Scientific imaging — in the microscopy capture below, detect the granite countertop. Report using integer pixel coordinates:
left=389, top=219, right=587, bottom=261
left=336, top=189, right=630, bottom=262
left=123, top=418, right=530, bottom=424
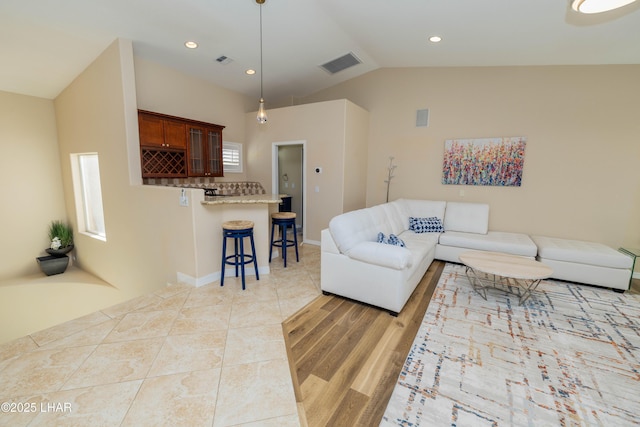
left=201, top=194, right=283, bottom=205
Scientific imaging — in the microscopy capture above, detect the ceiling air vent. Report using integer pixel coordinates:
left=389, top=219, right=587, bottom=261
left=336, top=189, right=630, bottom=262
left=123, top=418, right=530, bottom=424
left=215, top=55, right=233, bottom=65
left=319, top=52, right=361, bottom=75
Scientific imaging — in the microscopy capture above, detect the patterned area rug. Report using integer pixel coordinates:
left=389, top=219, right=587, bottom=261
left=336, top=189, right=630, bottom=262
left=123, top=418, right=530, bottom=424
left=381, top=263, right=640, bottom=426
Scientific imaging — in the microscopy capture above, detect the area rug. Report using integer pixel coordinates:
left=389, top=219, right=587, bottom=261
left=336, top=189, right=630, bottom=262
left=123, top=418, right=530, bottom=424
left=381, top=263, right=640, bottom=426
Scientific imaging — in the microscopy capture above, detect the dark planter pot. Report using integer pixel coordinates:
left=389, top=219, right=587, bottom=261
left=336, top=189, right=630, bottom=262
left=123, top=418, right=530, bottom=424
left=37, top=255, right=69, bottom=276
left=46, top=244, right=74, bottom=257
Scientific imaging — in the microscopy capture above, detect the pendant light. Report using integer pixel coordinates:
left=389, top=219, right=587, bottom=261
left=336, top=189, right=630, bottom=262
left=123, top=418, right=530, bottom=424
left=256, top=0, right=267, bottom=124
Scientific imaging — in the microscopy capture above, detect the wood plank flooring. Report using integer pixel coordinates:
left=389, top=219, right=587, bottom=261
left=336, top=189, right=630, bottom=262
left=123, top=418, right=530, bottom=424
left=282, top=261, right=446, bottom=427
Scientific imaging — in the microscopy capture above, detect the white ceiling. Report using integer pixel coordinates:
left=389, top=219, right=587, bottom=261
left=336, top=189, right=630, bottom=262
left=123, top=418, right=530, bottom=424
left=1, top=0, right=639, bottom=101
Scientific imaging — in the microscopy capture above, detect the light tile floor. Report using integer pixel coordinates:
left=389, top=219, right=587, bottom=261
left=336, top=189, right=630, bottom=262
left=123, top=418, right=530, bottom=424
left=0, top=244, right=321, bottom=427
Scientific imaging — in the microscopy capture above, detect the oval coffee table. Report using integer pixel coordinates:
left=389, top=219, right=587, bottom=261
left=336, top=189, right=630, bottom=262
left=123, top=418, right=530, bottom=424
left=459, top=251, right=553, bottom=305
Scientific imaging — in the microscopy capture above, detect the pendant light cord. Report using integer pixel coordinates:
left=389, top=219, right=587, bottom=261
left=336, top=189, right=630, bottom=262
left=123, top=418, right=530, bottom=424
left=259, top=2, right=264, bottom=100
left=256, top=0, right=267, bottom=123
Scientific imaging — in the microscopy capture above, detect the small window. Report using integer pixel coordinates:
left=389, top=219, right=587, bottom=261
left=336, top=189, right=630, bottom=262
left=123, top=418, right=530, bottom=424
left=71, top=153, right=106, bottom=240
left=223, top=141, right=243, bottom=173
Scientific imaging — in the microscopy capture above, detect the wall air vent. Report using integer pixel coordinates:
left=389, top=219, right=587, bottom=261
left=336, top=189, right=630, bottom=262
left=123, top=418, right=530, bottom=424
left=319, top=52, right=362, bottom=75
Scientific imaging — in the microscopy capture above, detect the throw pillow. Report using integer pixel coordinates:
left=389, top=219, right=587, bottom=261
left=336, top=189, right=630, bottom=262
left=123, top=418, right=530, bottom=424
left=409, top=216, right=445, bottom=233
left=387, top=234, right=406, bottom=247
left=376, top=232, right=406, bottom=247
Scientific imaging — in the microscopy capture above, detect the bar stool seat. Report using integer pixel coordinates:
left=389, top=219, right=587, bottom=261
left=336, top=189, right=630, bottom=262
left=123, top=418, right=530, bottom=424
left=269, top=212, right=299, bottom=267
left=221, top=220, right=259, bottom=290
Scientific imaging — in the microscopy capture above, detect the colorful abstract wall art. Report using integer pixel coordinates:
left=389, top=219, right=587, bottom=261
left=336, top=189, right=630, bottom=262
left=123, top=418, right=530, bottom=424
left=442, top=136, right=527, bottom=186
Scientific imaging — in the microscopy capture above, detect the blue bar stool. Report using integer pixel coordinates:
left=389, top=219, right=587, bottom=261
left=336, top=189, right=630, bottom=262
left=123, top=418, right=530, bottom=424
left=221, top=220, right=259, bottom=290
left=269, top=212, right=299, bottom=267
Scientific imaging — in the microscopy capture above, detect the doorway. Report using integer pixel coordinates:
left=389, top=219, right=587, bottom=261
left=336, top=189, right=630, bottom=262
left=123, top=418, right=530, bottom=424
left=272, top=141, right=306, bottom=242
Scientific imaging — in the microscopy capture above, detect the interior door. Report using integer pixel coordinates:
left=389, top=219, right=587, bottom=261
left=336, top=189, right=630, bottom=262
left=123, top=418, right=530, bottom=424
left=277, top=144, right=304, bottom=233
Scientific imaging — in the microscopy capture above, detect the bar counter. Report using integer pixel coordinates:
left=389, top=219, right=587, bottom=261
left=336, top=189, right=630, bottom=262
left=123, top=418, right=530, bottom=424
left=191, top=193, right=282, bottom=287
left=201, top=194, right=282, bottom=205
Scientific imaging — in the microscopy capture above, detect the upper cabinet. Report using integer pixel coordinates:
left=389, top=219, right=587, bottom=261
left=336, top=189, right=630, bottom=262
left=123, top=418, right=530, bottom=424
left=187, top=124, right=223, bottom=177
left=138, top=112, right=187, bottom=149
left=138, top=110, right=224, bottom=178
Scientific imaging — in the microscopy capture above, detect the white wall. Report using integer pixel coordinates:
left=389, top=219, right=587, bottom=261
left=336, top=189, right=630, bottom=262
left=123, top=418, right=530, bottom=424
left=0, top=91, right=66, bottom=279
left=55, top=39, right=198, bottom=299
left=343, top=101, right=370, bottom=213
left=244, top=99, right=370, bottom=242
left=302, top=66, right=640, bottom=251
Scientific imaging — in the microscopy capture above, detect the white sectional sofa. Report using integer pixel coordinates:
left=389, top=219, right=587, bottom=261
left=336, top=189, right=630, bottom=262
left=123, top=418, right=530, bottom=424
left=321, top=199, right=536, bottom=314
left=321, top=199, right=633, bottom=314
left=531, top=236, right=632, bottom=291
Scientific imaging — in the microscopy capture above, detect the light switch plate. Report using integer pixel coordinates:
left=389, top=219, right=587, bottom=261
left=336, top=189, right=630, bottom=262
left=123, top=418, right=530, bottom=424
left=180, top=189, right=189, bottom=206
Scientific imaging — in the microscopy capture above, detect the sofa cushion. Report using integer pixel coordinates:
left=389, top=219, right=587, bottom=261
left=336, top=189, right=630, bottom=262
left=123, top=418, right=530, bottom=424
left=443, top=202, right=489, bottom=234
left=532, top=236, right=632, bottom=269
left=329, top=205, right=393, bottom=254
left=382, top=201, right=408, bottom=235
left=439, top=231, right=537, bottom=257
left=400, top=230, right=440, bottom=263
left=347, top=242, right=412, bottom=270
left=396, top=199, right=447, bottom=229
left=409, top=216, right=444, bottom=233
left=400, top=230, right=438, bottom=257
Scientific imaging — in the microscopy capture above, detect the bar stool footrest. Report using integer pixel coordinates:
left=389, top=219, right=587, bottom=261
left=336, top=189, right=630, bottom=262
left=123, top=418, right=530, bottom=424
left=224, top=254, right=255, bottom=265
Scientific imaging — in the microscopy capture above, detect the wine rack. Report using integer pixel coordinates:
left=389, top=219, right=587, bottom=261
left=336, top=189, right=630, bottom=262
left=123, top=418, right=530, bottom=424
left=141, top=148, right=187, bottom=177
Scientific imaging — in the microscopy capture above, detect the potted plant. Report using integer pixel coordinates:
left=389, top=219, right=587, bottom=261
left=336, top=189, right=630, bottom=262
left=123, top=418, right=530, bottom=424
left=46, top=220, right=74, bottom=256
left=37, top=220, right=74, bottom=276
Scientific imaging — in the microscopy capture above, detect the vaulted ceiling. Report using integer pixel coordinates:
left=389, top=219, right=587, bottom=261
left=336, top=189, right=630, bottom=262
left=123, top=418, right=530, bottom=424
left=1, top=0, right=639, bottom=101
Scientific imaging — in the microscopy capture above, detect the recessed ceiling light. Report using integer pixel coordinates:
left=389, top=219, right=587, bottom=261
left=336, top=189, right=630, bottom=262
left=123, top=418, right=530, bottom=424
left=246, top=69, right=256, bottom=75
left=572, top=0, right=638, bottom=13
left=184, top=41, right=198, bottom=49
left=429, top=36, right=442, bottom=43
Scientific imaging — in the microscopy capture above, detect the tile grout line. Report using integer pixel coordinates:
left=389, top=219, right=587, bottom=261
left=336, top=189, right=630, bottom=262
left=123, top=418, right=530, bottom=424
left=118, top=286, right=192, bottom=426
left=0, top=246, right=321, bottom=426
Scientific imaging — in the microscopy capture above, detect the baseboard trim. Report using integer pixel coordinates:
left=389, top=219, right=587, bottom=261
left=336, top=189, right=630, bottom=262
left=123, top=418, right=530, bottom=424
left=177, top=266, right=271, bottom=288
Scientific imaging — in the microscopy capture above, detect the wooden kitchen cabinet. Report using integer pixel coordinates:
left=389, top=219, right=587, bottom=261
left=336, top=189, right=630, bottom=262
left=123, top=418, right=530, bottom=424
left=138, top=111, right=187, bottom=149
left=187, top=124, right=223, bottom=177
left=138, top=110, right=224, bottom=178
